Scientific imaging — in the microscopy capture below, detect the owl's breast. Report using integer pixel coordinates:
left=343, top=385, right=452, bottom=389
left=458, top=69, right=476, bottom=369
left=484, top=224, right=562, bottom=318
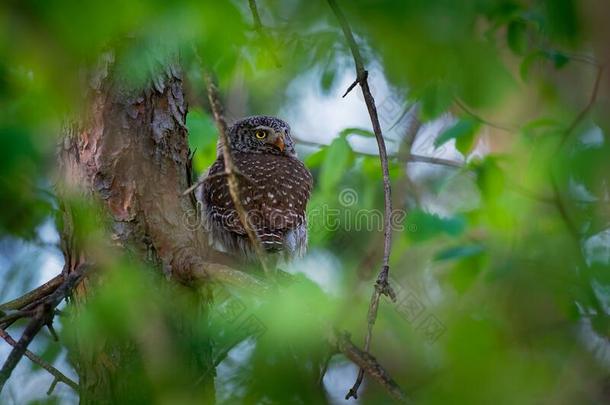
left=202, top=153, right=312, bottom=239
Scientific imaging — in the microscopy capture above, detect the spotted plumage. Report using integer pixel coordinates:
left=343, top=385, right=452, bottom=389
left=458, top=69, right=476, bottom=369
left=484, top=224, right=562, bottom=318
left=199, top=116, right=313, bottom=261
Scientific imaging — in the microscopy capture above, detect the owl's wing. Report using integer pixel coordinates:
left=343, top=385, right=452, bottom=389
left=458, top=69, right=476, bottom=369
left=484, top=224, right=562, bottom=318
left=240, top=154, right=312, bottom=251
left=201, top=158, right=249, bottom=236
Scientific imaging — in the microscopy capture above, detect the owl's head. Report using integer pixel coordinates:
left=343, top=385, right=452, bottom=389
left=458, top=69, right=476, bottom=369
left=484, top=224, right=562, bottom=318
left=227, top=115, right=296, bottom=157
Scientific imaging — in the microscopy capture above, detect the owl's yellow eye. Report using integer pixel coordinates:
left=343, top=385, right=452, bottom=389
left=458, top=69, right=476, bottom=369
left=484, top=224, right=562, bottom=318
left=254, top=130, right=267, bottom=139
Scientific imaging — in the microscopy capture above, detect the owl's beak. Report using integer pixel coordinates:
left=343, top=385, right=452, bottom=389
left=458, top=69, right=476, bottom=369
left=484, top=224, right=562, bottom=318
left=273, top=134, right=285, bottom=152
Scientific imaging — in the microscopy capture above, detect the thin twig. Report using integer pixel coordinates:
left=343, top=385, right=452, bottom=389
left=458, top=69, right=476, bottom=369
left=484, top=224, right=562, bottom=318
left=0, top=266, right=87, bottom=393
left=406, top=154, right=462, bottom=168
left=551, top=64, right=605, bottom=239
left=203, top=71, right=271, bottom=276
left=0, top=305, right=53, bottom=393
left=327, top=0, right=397, bottom=399
left=455, top=99, right=516, bottom=132
left=559, top=65, right=604, bottom=148
left=294, top=136, right=465, bottom=168
left=0, top=328, right=78, bottom=392
left=0, top=310, right=34, bottom=326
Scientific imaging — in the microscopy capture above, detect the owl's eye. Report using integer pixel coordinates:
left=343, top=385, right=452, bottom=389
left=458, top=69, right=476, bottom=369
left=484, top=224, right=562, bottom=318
left=254, top=130, right=267, bottom=139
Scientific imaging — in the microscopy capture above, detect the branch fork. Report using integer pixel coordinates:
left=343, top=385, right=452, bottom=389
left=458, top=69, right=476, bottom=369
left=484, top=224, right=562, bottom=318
left=343, top=70, right=368, bottom=98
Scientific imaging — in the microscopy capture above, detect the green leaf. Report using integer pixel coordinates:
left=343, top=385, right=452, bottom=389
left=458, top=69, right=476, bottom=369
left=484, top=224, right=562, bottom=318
left=543, top=0, right=580, bottom=43
left=471, top=156, right=506, bottom=203
left=406, top=209, right=467, bottom=242
left=319, top=136, right=353, bottom=191
left=544, top=50, right=570, bottom=69
left=320, top=66, right=336, bottom=94
left=338, top=127, right=375, bottom=138
left=416, top=82, right=455, bottom=121
left=520, top=50, right=570, bottom=81
left=304, top=147, right=327, bottom=169
left=186, top=108, right=218, bottom=173
left=447, top=250, right=488, bottom=293
left=521, top=118, right=560, bottom=138
left=435, top=244, right=485, bottom=261
left=507, top=20, right=528, bottom=55
left=434, top=118, right=481, bottom=156
left=520, top=50, right=543, bottom=81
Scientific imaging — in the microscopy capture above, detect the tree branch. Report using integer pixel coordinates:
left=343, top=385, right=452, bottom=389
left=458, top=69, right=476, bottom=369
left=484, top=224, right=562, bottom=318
left=295, top=136, right=465, bottom=168
left=0, top=275, right=64, bottom=312
left=332, top=331, right=409, bottom=403
left=202, top=71, right=272, bottom=276
left=0, top=328, right=78, bottom=392
left=192, top=262, right=270, bottom=296
left=0, top=265, right=87, bottom=393
left=327, top=0, right=397, bottom=399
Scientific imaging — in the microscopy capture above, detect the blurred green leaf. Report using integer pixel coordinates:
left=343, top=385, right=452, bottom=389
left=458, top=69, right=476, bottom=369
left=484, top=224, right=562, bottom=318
left=507, top=20, right=528, bottom=55
left=542, top=0, right=580, bottom=43
left=521, top=117, right=561, bottom=138
left=435, top=244, right=485, bottom=261
left=545, top=50, right=570, bottom=69
left=406, top=209, right=466, bottom=242
left=471, top=156, right=506, bottom=203
left=338, top=127, right=375, bottom=138
left=304, top=146, right=327, bottom=169
left=186, top=108, right=218, bottom=173
left=415, top=81, right=455, bottom=120
left=319, top=136, right=353, bottom=192
left=320, top=65, right=336, bottom=94
left=0, top=128, right=52, bottom=239
left=435, top=118, right=481, bottom=156
left=520, top=50, right=543, bottom=81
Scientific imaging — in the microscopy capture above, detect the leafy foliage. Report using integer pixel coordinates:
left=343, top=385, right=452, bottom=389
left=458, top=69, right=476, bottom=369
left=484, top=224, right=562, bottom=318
left=0, top=0, right=609, bottom=404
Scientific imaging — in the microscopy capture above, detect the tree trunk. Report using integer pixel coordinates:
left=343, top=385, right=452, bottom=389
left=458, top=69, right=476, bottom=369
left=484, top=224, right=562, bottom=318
left=57, top=45, right=216, bottom=403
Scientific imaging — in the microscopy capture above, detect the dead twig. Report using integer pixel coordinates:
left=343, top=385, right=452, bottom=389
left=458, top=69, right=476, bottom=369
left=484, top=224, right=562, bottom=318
left=0, top=328, right=78, bottom=392
left=203, top=71, right=271, bottom=276
left=0, top=310, right=34, bottom=326
left=0, top=265, right=87, bottom=393
left=327, top=0, right=398, bottom=399
left=0, top=275, right=64, bottom=312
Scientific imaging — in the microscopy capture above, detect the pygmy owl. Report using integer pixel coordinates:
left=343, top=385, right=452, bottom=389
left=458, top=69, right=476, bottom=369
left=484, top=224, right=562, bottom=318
left=199, top=115, right=313, bottom=262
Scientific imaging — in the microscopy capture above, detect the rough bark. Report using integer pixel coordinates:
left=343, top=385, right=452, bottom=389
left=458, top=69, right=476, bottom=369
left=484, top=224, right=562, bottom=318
left=57, top=46, right=218, bottom=404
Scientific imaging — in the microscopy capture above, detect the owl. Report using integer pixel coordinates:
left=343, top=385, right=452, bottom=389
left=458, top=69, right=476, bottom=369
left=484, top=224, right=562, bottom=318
left=199, top=115, right=313, bottom=262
